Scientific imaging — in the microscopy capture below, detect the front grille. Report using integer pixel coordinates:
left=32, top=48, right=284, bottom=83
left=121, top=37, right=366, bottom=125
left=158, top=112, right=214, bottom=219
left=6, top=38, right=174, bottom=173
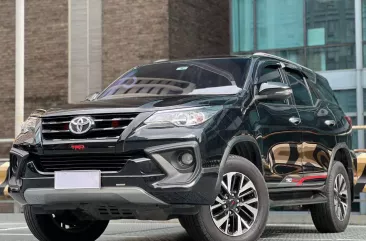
left=202, top=159, right=221, bottom=168
left=41, top=113, right=138, bottom=140
left=34, top=153, right=142, bottom=172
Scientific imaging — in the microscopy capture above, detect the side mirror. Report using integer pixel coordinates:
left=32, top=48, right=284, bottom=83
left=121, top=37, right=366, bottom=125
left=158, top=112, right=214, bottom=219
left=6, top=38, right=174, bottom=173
left=256, top=82, right=292, bottom=101
left=85, top=92, right=100, bottom=101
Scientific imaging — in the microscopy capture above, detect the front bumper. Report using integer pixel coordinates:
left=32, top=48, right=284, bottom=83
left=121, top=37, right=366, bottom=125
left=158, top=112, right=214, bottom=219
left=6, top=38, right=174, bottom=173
left=24, top=187, right=167, bottom=205
left=8, top=141, right=219, bottom=208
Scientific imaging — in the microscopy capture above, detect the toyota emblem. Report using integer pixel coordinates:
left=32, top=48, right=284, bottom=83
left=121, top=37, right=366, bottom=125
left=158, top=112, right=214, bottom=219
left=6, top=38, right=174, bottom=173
left=69, top=116, right=94, bottom=134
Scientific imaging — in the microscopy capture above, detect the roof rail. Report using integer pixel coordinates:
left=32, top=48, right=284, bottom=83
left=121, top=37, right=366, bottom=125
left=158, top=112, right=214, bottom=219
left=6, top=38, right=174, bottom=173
left=253, top=52, right=312, bottom=71
left=154, top=59, right=169, bottom=63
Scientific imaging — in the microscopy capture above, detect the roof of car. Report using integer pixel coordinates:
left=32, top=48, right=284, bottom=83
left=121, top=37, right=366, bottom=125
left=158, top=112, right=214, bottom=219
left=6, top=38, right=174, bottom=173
left=153, top=55, right=251, bottom=63
left=252, top=52, right=312, bottom=72
left=154, top=53, right=313, bottom=72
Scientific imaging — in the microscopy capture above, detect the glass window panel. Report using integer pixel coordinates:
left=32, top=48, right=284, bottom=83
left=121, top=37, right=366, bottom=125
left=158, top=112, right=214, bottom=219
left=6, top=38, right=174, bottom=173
left=306, top=45, right=355, bottom=71
left=258, top=66, right=288, bottom=104
left=363, top=0, right=366, bottom=41
left=285, top=69, right=313, bottom=106
left=334, top=90, right=356, bottom=113
left=258, top=66, right=282, bottom=84
left=306, top=0, right=355, bottom=45
left=232, top=0, right=254, bottom=52
left=363, top=89, right=366, bottom=108
left=256, top=0, right=303, bottom=50
left=266, top=49, right=305, bottom=66
left=303, top=69, right=318, bottom=103
left=311, top=74, right=338, bottom=104
left=363, top=44, right=366, bottom=67
left=352, top=117, right=358, bottom=149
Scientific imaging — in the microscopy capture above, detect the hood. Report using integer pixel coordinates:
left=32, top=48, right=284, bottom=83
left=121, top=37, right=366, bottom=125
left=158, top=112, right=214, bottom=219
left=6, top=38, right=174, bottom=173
left=41, top=95, right=239, bottom=117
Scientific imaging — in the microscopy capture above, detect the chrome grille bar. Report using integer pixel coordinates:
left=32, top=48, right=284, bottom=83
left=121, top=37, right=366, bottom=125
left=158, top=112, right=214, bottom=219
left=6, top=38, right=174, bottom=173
left=42, top=130, right=70, bottom=133
left=94, top=118, right=134, bottom=122
left=42, top=121, right=70, bottom=125
left=41, top=113, right=138, bottom=140
left=42, top=126, right=127, bottom=133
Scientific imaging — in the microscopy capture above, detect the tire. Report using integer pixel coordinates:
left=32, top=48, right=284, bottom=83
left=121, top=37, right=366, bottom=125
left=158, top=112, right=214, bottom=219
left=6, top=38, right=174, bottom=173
left=24, top=205, right=109, bottom=241
left=310, top=162, right=351, bottom=233
left=180, top=155, right=269, bottom=241
left=179, top=217, right=189, bottom=231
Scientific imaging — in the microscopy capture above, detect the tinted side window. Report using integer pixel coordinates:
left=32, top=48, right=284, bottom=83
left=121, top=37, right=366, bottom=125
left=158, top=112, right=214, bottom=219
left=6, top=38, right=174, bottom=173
left=315, top=74, right=338, bottom=104
left=258, top=66, right=282, bottom=84
left=285, top=69, right=312, bottom=106
left=258, top=65, right=287, bottom=104
left=302, top=69, right=318, bottom=103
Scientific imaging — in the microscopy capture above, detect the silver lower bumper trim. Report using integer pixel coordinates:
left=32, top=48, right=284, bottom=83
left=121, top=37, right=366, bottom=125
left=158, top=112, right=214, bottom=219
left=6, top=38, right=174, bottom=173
left=24, top=187, right=167, bottom=205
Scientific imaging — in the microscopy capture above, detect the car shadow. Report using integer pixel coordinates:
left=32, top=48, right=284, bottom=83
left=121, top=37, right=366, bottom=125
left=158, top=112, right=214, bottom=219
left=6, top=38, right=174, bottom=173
left=261, top=226, right=320, bottom=239
left=101, top=225, right=320, bottom=241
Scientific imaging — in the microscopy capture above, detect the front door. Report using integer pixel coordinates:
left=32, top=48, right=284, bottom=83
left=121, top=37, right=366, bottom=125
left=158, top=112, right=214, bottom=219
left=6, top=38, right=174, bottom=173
left=253, top=60, right=303, bottom=188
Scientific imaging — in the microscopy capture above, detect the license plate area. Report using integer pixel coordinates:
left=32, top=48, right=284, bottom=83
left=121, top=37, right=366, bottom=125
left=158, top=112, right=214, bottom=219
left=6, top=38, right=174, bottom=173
left=55, top=170, right=101, bottom=190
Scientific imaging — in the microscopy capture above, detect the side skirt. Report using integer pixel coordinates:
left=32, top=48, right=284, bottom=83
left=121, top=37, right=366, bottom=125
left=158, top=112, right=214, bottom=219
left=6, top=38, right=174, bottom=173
left=269, top=185, right=328, bottom=207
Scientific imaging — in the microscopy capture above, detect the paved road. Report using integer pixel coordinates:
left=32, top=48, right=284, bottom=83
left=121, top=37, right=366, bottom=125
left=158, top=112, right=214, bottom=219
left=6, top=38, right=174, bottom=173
left=1, top=217, right=366, bottom=241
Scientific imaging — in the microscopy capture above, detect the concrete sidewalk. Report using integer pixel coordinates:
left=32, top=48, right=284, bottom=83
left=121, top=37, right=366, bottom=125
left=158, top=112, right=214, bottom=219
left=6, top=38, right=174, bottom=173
left=1, top=212, right=365, bottom=225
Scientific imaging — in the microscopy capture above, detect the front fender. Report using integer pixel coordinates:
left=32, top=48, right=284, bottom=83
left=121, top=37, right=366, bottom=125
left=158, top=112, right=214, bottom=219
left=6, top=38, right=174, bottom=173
left=214, top=134, right=263, bottom=194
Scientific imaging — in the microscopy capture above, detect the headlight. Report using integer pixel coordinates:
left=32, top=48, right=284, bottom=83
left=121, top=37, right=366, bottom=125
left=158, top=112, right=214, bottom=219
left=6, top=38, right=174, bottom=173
left=144, top=106, right=222, bottom=127
left=20, top=116, right=39, bottom=133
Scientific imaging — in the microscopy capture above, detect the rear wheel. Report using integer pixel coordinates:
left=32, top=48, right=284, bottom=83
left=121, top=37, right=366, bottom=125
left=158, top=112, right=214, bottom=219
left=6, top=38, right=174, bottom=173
left=180, top=155, right=269, bottom=241
left=310, top=162, right=351, bottom=233
left=24, top=205, right=109, bottom=241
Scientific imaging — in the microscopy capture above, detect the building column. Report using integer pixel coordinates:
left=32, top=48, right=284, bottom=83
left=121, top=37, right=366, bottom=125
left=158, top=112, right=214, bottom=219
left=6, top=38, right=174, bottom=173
left=355, top=0, right=364, bottom=149
left=68, top=0, right=102, bottom=103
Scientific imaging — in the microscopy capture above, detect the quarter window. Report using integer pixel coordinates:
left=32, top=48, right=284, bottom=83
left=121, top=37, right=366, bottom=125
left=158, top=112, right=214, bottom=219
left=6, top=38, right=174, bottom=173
left=314, top=74, right=338, bottom=104
left=285, top=69, right=313, bottom=106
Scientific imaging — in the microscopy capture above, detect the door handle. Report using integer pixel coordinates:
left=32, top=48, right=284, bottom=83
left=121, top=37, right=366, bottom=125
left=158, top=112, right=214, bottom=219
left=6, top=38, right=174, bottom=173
left=289, top=117, right=301, bottom=125
left=325, top=120, right=336, bottom=127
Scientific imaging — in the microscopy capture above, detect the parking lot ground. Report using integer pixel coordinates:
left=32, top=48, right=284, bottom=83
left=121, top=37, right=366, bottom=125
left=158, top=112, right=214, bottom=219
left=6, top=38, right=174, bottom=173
left=1, top=214, right=366, bottom=241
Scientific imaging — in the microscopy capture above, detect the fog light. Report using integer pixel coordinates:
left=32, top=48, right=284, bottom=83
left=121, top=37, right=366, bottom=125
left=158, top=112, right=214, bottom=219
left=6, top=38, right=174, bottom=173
left=180, top=153, right=194, bottom=166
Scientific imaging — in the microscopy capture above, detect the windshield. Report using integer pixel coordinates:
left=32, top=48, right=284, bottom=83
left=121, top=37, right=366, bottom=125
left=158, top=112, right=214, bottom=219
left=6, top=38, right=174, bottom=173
left=98, top=57, right=251, bottom=99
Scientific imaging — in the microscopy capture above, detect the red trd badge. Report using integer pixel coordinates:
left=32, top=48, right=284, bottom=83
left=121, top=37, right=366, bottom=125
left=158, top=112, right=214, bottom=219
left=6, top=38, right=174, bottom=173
left=71, top=144, right=85, bottom=151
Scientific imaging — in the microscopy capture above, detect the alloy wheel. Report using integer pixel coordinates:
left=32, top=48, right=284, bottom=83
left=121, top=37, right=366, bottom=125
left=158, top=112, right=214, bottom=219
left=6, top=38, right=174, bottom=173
left=210, top=172, right=259, bottom=236
left=334, top=174, right=348, bottom=221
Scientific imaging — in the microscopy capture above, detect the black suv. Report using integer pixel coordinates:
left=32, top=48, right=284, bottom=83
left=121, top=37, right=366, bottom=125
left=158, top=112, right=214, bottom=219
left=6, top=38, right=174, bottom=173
left=8, top=53, right=356, bottom=241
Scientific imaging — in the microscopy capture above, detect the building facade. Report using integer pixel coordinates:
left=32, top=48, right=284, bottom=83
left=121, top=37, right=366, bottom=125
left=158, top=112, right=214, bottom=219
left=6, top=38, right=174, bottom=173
left=231, top=0, right=366, bottom=149
left=0, top=0, right=230, bottom=157
left=1, top=0, right=365, bottom=158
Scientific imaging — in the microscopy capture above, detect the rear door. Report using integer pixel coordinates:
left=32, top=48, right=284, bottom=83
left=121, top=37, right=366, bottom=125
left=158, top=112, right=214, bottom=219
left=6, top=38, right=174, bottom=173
left=284, top=67, right=334, bottom=186
left=253, top=60, right=303, bottom=188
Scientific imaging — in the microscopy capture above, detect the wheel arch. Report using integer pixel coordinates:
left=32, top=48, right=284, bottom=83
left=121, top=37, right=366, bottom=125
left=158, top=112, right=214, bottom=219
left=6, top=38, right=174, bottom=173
left=329, top=143, right=354, bottom=201
left=214, top=135, right=263, bottom=194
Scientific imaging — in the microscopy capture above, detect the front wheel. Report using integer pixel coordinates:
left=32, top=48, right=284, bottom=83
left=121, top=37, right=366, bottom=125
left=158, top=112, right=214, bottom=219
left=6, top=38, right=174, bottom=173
left=24, top=205, right=109, bottom=241
left=180, top=155, right=269, bottom=241
left=310, top=162, right=351, bottom=233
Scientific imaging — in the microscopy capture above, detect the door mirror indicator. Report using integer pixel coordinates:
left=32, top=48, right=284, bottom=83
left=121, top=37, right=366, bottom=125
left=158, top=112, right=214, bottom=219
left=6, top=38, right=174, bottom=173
left=256, top=82, right=292, bottom=101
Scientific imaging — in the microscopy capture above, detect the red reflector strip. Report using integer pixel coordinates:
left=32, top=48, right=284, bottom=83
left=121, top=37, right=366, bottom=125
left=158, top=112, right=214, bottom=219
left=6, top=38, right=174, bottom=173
left=296, top=175, right=327, bottom=186
left=71, top=144, right=85, bottom=151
